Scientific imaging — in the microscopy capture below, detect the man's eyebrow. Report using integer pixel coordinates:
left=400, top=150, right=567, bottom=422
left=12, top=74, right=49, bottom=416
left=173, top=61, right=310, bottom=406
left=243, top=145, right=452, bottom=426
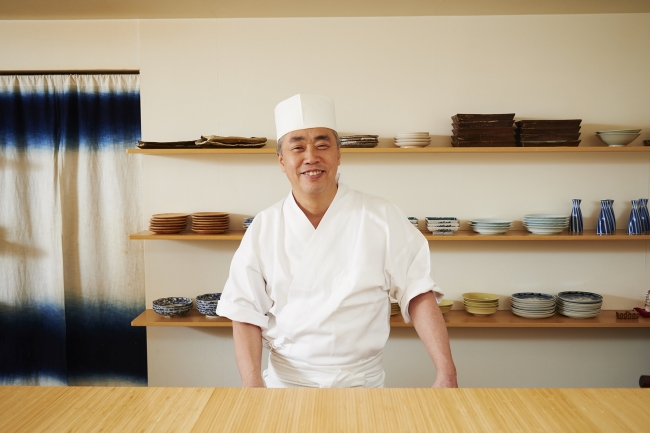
left=288, top=135, right=306, bottom=143
left=314, top=135, right=331, bottom=142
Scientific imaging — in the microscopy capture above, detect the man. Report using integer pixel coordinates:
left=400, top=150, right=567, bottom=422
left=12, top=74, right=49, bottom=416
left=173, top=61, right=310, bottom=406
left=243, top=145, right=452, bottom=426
left=216, top=94, right=457, bottom=388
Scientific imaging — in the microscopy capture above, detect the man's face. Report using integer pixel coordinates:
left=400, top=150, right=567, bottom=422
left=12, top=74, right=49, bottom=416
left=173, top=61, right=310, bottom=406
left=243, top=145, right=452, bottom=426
left=278, top=127, right=341, bottom=198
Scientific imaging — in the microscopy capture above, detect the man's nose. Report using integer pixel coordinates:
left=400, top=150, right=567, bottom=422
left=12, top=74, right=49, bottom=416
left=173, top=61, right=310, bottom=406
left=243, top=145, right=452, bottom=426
left=303, top=145, right=320, bottom=163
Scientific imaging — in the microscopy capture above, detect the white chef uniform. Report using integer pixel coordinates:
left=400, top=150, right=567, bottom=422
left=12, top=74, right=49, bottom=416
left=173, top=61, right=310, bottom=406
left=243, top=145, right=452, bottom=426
left=216, top=180, right=443, bottom=388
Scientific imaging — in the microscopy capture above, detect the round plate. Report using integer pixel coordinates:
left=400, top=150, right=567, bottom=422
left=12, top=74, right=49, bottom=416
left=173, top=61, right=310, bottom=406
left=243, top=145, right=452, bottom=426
left=152, top=213, right=189, bottom=219
left=150, top=229, right=184, bottom=234
left=192, top=212, right=229, bottom=217
left=557, top=291, right=603, bottom=303
left=463, top=292, right=500, bottom=302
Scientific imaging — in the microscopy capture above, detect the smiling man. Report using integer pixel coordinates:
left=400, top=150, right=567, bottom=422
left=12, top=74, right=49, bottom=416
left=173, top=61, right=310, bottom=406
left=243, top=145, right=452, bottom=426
left=216, top=94, right=457, bottom=388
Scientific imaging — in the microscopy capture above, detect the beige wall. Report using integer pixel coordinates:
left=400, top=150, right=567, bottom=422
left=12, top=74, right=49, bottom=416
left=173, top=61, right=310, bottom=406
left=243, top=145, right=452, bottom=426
left=2, top=14, right=650, bottom=388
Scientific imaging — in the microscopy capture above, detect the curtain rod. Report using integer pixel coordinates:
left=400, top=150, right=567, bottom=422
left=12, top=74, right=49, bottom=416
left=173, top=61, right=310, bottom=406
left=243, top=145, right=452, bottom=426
left=1, top=70, right=140, bottom=75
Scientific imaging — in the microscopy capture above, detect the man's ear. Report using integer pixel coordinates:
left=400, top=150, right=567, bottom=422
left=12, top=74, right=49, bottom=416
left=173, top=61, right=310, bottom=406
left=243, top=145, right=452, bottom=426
left=278, top=152, right=286, bottom=173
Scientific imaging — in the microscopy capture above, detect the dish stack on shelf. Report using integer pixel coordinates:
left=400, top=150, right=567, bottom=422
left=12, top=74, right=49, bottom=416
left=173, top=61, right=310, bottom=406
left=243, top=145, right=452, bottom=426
left=523, top=214, right=569, bottom=235
left=191, top=212, right=230, bottom=234
left=243, top=217, right=254, bottom=230
left=394, top=132, right=431, bottom=148
left=152, top=297, right=193, bottom=317
left=408, top=217, right=419, bottom=228
left=340, top=135, right=379, bottom=148
left=469, top=219, right=513, bottom=235
left=196, top=293, right=221, bottom=318
left=149, top=213, right=189, bottom=234
left=390, top=299, right=400, bottom=316
left=195, top=136, right=267, bottom=148
left=510, top=292, right=556, bottom=319
left=438, top=299, right=454, bottom=314
left=451, top=113, right=516, bottom=147
left=595, top=129, right=642, bottom=147
left=462, top=292, right=499, bottom=316
left=556, top=291, right=603, bottom=318
left=426, top=217, right=459, bottom=235
left=515, top=119, right=582, bottom=147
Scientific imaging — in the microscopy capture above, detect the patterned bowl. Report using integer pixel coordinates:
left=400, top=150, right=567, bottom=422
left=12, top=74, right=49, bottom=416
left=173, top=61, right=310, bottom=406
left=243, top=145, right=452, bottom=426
left=196, top=293, right=221, bottom=317
left=152, top=297, right=193, bottom=317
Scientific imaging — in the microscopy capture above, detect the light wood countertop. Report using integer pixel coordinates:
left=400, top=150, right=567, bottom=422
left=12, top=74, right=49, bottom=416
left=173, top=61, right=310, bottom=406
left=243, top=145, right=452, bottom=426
left=1, top=386, right=648, bottom=432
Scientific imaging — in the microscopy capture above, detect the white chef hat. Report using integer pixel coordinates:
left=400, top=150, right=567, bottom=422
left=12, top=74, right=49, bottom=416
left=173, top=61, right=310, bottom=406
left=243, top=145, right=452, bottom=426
left=274, top=94, right=337, bottom=141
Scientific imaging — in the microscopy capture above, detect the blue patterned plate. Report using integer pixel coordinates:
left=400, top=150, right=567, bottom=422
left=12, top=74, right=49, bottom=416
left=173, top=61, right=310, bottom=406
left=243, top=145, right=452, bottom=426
left=511, top=292, right=555, bottom=301
left=557, top=291, right=603, bottom=304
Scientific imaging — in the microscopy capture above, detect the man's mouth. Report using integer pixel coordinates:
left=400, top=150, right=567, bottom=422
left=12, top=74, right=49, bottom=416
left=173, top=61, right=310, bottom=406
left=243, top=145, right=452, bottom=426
left=301, top=170, right=324, bottom=176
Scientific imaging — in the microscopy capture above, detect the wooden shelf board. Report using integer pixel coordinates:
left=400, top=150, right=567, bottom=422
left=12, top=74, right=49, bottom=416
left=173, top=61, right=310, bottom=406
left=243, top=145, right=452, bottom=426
left=132, top=309, right=650, bottom=328
left=126, top=146, right=650, bottom=155
left=130, top=229, right=650, bottom=241
left=423, top=229, right=650, bottom=241
left=129, top=230, right=246, bottom=240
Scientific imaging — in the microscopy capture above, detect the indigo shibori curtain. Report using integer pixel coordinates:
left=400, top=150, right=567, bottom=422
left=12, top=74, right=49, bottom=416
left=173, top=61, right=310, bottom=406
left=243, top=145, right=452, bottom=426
left=0, top=74, right=146, bottom=385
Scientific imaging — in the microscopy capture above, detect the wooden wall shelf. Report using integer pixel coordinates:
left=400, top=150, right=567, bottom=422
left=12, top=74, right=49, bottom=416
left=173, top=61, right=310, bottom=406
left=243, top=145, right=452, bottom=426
left=127, top=146, right=650, bottom=155
left=132, top=309, right=650, bottom=328
left=130, top=229, right=650, bottom=241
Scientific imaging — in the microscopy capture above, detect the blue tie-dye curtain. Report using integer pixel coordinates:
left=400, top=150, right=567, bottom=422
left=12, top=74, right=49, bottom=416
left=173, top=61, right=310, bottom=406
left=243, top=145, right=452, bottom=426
left=0, top=74, right=146, bottom=386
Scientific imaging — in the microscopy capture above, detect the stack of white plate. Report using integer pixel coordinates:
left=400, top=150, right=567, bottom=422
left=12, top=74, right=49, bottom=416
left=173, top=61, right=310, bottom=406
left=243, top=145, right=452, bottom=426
left=243, top=217, right=254, bottom=230
left=462, top=292, right=499, bottom=316
left=394, top=132, right=431, bottom=148
left=510, top=292, right=556, bottom=319
left=557, top=291, right=603, bottom=318
left=407, top=217, right=419, bottom=228
left=596, top=129, right=641, bottom=147
left=426, top=217, right=459, bottom=235
left=469, top=219, right=513, bottom=235
left=523, top=214, right=569, bottom=235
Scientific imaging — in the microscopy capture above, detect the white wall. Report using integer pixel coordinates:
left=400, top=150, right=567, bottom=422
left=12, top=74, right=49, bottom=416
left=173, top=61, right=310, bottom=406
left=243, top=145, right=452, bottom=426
left=3, top=14, right=650, bottom=388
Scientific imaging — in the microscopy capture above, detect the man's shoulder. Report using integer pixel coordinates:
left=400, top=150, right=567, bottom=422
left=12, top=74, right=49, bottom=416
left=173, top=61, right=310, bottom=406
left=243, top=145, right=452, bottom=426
left=347, top=186, right=405, bottom=217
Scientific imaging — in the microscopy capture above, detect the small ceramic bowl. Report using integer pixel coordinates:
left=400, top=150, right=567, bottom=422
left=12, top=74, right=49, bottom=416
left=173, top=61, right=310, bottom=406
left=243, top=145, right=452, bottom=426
left=196, top=293, right=221, bottom=317
left=438, top=299, right=454, bottom=314
left=596, top=132, right=640, bottom=146
left=644, top=140, right=650, bottom=146
left=153, top=297, right=193, bottom=317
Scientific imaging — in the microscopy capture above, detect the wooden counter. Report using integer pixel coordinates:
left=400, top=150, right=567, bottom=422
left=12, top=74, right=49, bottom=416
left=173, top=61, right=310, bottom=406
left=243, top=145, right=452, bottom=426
left=132, top=309, right=650, bottom=328
left=1, top=386, right=648, bottom=432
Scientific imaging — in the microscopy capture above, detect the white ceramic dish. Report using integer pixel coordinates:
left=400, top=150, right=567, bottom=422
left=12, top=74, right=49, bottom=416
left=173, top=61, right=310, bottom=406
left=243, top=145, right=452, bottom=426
left=596, top=129, right=641, bottom=134
left=525, top=226, right=565, bottom=234
left=395, top=143, right=430, bottom=148
left=596, top=133, right=640, bottom=146
left=473, top=227, right=510, bottom=235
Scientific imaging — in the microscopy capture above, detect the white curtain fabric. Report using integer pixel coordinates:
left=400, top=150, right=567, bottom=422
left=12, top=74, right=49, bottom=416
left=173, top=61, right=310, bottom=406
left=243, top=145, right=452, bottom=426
left=0, top=74, right=145, bottom=385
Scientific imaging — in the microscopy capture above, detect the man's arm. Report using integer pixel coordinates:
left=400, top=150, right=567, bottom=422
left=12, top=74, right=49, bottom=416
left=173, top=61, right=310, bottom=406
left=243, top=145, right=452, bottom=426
left=232, top=321, right=265, bottom=388
left=408, top=291, right=458, bottom=388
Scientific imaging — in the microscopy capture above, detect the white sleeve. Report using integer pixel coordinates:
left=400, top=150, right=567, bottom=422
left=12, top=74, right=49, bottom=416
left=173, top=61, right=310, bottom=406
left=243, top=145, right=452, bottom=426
left=216, top=224, right=272, bottom=328
left=386, top=211, right=443, bottom=324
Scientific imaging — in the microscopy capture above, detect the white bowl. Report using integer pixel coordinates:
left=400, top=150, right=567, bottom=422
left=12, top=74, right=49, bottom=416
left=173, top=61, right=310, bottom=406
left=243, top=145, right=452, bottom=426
left=596, top=129, right=641, bottom=134
left=596, top=133, right=640, bottom=146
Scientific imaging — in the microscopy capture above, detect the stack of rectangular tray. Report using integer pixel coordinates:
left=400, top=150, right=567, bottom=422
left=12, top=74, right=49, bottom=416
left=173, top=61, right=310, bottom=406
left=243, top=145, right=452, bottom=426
left=515, top=119, right=582, bottom=147
left=451, top=114, right=516, bottom=147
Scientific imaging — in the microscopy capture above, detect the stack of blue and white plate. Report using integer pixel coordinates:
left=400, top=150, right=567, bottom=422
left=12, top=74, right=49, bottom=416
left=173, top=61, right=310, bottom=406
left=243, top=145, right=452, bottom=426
left=426, top=217, right=459, bottom=235
left=556, top=291, right=603, bottom=318
left=243, top=217, right=254, bottom=230
left=469, top=219, right=513, bottom=235
left=152, top=297, right=193, bottom=317
left=196, top=293, right=221, bottom=318
left=510, top=292, right=556, bottom=319
left=407, top=217, right=419, bottom=228
left=523, top=214, right=569, bottom=235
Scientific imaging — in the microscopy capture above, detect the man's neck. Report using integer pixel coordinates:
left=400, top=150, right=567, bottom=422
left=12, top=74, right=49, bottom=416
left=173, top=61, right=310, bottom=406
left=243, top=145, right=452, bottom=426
left=293, top=184, right=338, bottom=229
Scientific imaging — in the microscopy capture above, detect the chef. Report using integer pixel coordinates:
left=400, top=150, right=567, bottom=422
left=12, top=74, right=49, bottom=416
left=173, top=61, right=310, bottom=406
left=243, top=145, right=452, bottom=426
left=216, top=94, right=457, bottom=388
